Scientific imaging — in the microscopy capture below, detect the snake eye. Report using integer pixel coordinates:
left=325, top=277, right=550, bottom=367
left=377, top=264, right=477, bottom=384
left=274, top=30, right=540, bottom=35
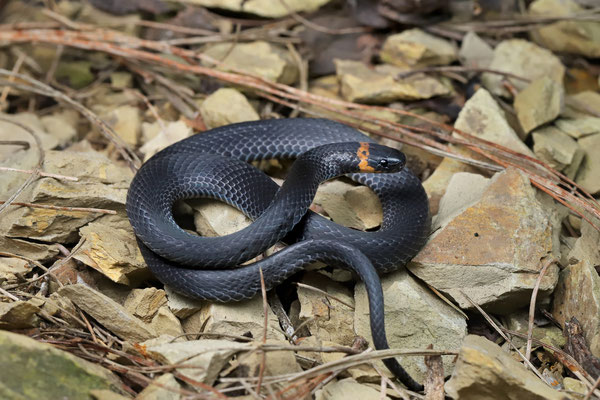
left=379, top=159, right=388, bottom=168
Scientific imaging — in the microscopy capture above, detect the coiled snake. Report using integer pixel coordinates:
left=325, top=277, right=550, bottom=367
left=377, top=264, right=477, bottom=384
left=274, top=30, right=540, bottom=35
left=126, top=118, right=430, bottom=390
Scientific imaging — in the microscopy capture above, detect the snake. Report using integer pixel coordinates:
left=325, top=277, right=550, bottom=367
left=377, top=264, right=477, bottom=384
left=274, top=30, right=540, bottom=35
left=126, top=118, right=430, bottom=391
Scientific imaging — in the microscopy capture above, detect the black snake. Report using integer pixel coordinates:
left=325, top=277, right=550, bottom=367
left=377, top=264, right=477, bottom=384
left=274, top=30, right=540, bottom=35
left=126, top=118, right=430, bottom=390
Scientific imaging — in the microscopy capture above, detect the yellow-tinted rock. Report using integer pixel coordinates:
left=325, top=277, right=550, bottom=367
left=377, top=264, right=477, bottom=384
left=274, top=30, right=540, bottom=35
left=446, top=335, right=568, bottom=400
left=380, top=29, right=457, bottom=68
left=355, top=270, right=466, bottom=382
left=514, top=77, right=564, bottom=134
left=576, top=133, right=600, bottom=195
left=0, top=301, right=40, bottom=329
left=529, top=0, right=600, bottom=58
left=313, top=179, right=382, bottom=230
left=316, top=378, right=391, bottom=400
left=297, top=272, right=355, bottom=346
left=482, top=39, right=565, bottom=97
left=410, top=168, right=559, bottom=313
left=455, top=88, right=534, bottom=156
left=532, top=126, right=583, bottom=177
left=104, top=105, right=141, bottom=146
left=336, top=59, right=450, bottom=103
left=203, top=41, right=298, bottom=84
left=74, top=220, right=149, bottom=286
left=184, top=0, right=332, bottom=18
left=553, top=219, right=600, bottom=357
left=200, top=88, right=259, bottom=129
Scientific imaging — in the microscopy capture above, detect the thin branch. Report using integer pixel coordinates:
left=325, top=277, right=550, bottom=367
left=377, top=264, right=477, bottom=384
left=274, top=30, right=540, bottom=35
left=0, top=201, right=116, bottom=215
left=525, top=257, right=557, bottom=361
left=0, top=166, right=78, bottom=181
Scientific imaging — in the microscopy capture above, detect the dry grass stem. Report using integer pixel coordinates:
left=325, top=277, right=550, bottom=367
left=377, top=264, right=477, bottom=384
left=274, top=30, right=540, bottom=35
left=526, top=257, right=557, bottom=361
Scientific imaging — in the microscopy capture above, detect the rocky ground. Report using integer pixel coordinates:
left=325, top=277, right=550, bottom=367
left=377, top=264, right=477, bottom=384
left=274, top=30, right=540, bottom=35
left=0, top=0, right=599, bottom=399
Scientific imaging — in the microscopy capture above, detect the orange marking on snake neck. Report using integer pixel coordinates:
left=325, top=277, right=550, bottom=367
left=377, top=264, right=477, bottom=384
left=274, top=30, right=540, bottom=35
left=357, top=142, right=375, bottom=172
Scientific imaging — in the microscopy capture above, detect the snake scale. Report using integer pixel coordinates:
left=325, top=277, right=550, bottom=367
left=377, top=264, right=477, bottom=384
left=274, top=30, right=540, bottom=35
left=126, top=118, right=430, bottom=391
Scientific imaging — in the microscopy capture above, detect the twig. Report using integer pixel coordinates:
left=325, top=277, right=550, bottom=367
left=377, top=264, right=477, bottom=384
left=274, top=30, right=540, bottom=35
left=0, top=69, right=140, bottom=170
left=278, top=0, right=370, bottom=35
left=0, top=51, right=25, bottom=106
left=0, top=117, right=44, bottom=215
left=584, top=376, right=600, bottom=400
left=0, top=201, right=117, bottom=215
left=371, top=362, right=413, bottom=400
left=424, top=344, right=445, bottom=400
left=0, top=140, right=30, bottom=148
left=525, top=257, right=557, bottom=361
left=255, top=266, right=268, bottom=394
left=0, top=166, right=78, bottom=181
left=396, top=65, right=531, bottom=82
left=0, top=287, right=20, bottom=301
left=459, top=290, right=549, bottom=384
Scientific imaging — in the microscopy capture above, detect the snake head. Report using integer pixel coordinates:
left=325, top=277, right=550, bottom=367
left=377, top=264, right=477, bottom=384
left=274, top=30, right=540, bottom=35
left=357, top=142, right=406, bottom=173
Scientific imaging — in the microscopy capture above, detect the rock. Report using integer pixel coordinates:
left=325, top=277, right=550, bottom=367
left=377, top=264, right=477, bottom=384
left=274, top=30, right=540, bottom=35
left=103, top=105, right=141, bottom=146
left=191, top=198, right=252, bottom=237
left=200, top=88, right=259, bottom=129
left=202, top=41, right=298, bottom=84
left=150, top=306, right=184, bottom=338
left=140, top=120, right=193, bottom=161
left=529, top=0, right=600, bottom=58
left=565, top=91, right=600, bottom=119
left=313, top=180, right=382, bottom=231
left=233, top=339, right=302, bottom=393
left=445, top=335, right=568, bottom=400
left=576, top=133, right=600, bottom=195
left=482, top=39, right=565, bottom=97
left=431, top=172, right=490, bottom=230
left=355, top=270, right=467, bottom=382
left=409, top=168, right=560, bottom=313
left=145, top=339, right=248, bottom=385
left=137, top=373, right=181, bottom=400
left=40, top=109, right=80, bottom=146
left=0, top=236, right=59, bottom=262
left=183, top=295, right=286, bottom=341
left=335, top=59, right=451, bottom=103
left=41, top=292, right=81, bottom=327
left=297, top=272, right=356, bottom=346
left=110, top=72, right=133, bottom=89
left=165, top=285, right=204, bottom=319
left=0, top=149, right=133, bottom=243
left=184, top=0, right=332, bottom=18
left=0, top=112, right=58, bottom=160
left=555, top=117, right=600, bottom=139
left=56, top=61, right=95, bottom=89
left=514, top=77, right=564, bottom=134
left=503, top=310, right=565, bottom=350
left=553, top=218, right=600, bottom=357
left=458, top=31, right=493, bottom=69
left=532, top=126, right=584, bottom=178
left=316, top=378, right=390, bottom=400
left=455, top=88, right=534, bottom=157
left=74, top=2, right=140, bottom=35
left=0, top=300, right=40, bottom=329
left=124, top=288, right=167, bottom=323
left=423, top=157, right=480, bottom=216
left=59, top=284, right=155, bottom=342
left=0, top=257, right=30, bottom=285
left=0, top=330, right=125, bottom=399
left=380, top=28, right=457, bottom=68
left=74, top=219, right=149, bottom=285
left=563, top=377, right=587, bottom=396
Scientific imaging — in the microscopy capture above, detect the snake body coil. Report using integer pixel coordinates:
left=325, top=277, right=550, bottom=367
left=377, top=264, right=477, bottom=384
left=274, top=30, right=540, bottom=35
left=126, top=118, right=430, bottom=390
